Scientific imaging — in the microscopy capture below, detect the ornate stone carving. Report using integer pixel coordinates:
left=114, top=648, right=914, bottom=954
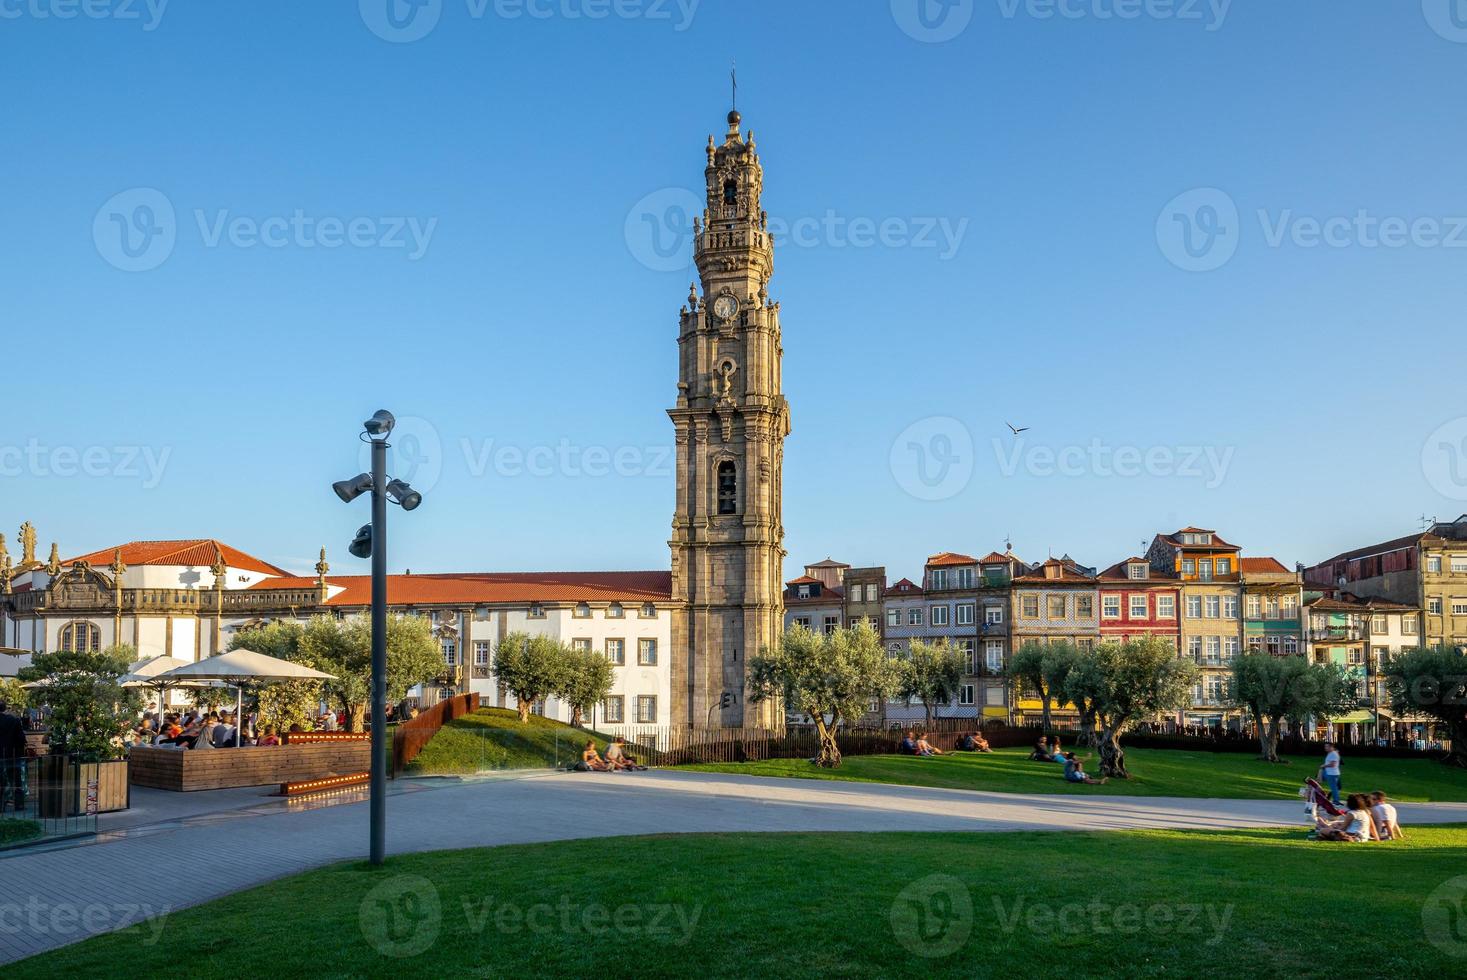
left=19, top=522, right=37, bottom=567
left=44, top=543, right=60, bottom=577
left=315, top=546, right=330, bottom=582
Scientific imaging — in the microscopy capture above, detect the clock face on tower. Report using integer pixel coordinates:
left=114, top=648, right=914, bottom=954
left=711, top=295, right=739, bottom=321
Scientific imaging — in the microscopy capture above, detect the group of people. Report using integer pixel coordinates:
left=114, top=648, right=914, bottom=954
left=134, top=710, right=260, bottom=749
left=898, top=731, right=944, bottom=756
left=576, top=738, right=647, bottom=772
left=1308, top=741, right=1406, bottom=843
left=1030, top=735, right=1108, bottom=785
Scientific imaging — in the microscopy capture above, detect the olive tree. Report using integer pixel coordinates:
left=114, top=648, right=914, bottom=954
left=1007, top=640, right=1077, bottom=732
left=494, top=632, right=572, bottom=723
left=18, top=645, right=141, bottom=762
left=899, top=638, right=965, bottom=728
left=1064, top=636, right=1197, bottom=779
left=748, top=623, right=904, bottom=768
left=559, top=647, right=616, bottom=728
left=1228, top=652, right=1355, bottom=762
left=1383, top=644, right=1467, bottom=768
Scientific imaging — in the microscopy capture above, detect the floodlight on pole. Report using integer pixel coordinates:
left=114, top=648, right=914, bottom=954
left=332, top=407, right=423, bottom=868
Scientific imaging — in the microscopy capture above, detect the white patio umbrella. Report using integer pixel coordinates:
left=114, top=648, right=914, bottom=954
left=121, top=655, right=226, bottom=736
left=154, top=649, right=336, bottom=747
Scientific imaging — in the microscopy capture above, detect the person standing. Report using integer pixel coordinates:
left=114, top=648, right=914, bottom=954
left=0, top=701, right=27, bottom=814
left=1320, top=741, right=1342, bottom=805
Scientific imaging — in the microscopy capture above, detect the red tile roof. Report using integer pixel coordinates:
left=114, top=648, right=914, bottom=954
left=785, top=575, right=822, bottom=586
left=976, top=551, right=1012, bottom=564
left=1309, top=533, right=1424, bottom=567
left=250, top=571, right=672, bottom=606
left=1014, top=558, right=1096, bottom=584
left=884, top=577, right=923, bottom=596
left=1241, top=557, right=1289, bottom=574
left=926, top=552, right=977, bottom=566
left=1156, top=529, right=1239, bottom=551
left=64, top=540, right=290, bottom=577
left=1097, top=559, right=1177, bottom=582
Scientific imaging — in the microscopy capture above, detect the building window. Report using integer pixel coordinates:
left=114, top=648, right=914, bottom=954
left=1216, top=558, right=1232, bottom=576
left=636, top=695, right=657, bottom=724
left=1223, top=637, right=1239, bottom=660
left=1103, top=595, right=1121, bottom=619
left=528, top=603, right=546, bottom=619
left=984, top=606, right=1003, bottom=626
left=607, top=603, right=624, bottom=619
left=1402, top=615, right=1418, bottom=635
left=1246, top=595, right=1261, bottom=619
left=1205, top=596, right=1220, bottom=619
left=797, top=584, right=812, bottom=599
left=930, top=605, right=950, bottom=627
left=640, top=603, right=658, bottom=619
left=1370, top=614, right=1386, bottom=632
left=1222, top=596, right=1238, bottom=619
left=886, top=608, right=901, bottom=627
left=1076, top=637, right=1095, bottom=653
left=1453, top=600, right=1467, bottom=616
left=1157, top=595, right=1176, bottom=619
left=956, top=567, right=975, bottom=589
left=1453, top=557, right=1467, bottom=574
left=572, top=638, right=592, bottom=653
left=716, top=461, right=738, bottom=515
left=1076, top=596, right=1093, bottom=618
left=929, top=569, right=949, bottom=590
left=985, top=640, right=1004, bottom=673
left=1182, top=559, right=1196, bottom=576
left=1198, top=560, right=1214, bottom=581
left=58, top=621, right=100, bottom=653
left=888, top=642, right=903, bottom=655
left=638, top=638, right=657, bottom=666
left=574, top=603, right=591, bottom=619
left=1047, top=595, right=1066, bottom=619
left=908, top=608, right=923, bottom=626
left=1427, top=556, right=1443, bottom=573
left=1281, top=596, right=1298, bottom=618
left=794, top=616, right=811, bottom=629
left=1205, top=636, right=1221, bottom=663
left=605, top=638, right=625, bottom=665
left=474, top=641, right=491, bottom=666
left=1283, top=636, right=1299, bottom=654
left=1128, top=563, right=1147, bottom=580
left=866, top=584, right=879, bottom=602
left=1188, top=636, right=1203, bottom=659
left=1129, top=595, right=1148, bottom=619
left=959, top=684, right=975, bottom=706
left=441, top=640, right=457, bottom=666
left=603, top=696, right=624, bottom=723
left=1428, top=597, right=1443, bottom=615
left=1022, top=595, right=1039, bottom=618
left=1186, top=595, right=1202, bottom=618
left=956, top=604, right=975, bottom=626
left=823, top=616, right=839, bottom=635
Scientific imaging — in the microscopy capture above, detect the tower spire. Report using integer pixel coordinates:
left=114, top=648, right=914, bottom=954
left=730, top=59, right=737, bottom=111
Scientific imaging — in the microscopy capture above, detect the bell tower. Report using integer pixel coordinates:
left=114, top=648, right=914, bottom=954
left=669, top=108, right=791, bottom=729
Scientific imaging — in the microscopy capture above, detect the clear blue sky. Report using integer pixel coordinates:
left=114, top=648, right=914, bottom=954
left=4, top=1, right=1465, bottom=582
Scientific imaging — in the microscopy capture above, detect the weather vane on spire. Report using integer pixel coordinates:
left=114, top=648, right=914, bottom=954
left=730, top=59, right=737, bottom=111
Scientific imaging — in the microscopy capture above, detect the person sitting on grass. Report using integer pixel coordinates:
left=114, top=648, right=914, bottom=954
left=578, top=740, right=611, bottom=772
left=1370, top=791, right=1405, bottom=840
left=1047, top=736, right=1067, bottom=762
left=1062, top=752, right=1107, bottom=785
left=1314, top=793, right=1379, bottom=842
left=901, top=731, right=920, bottom=755
left=915, top=733, right=942, bottom=756
left=1029, top=736, right=1054, bottom=761
left=958, top=731, right=992, bottom=753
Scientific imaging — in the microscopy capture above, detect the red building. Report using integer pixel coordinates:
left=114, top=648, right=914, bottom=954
left=1096, top=557, right=1181, bottom=648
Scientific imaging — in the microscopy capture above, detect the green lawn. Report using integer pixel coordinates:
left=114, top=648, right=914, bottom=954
left=679, top=747, right=1467, bottom=801
left=16, top=827, right=1467, bottom=977
left=405, top=707, right=614, bottom=774
left=0, top=818, right=41, bottom=848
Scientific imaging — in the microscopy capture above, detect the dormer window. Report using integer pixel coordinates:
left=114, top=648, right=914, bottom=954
left=528, top=603, right=545, bottom=619
left=640, top=603, right=657, bottom=619
left=574, top=602, right=591, bottom=619
left=1128, top=563, right=1148, bottom=580
left=607, top=602, right=624, bottom=619
left=797, top=584, right=812, bottom=599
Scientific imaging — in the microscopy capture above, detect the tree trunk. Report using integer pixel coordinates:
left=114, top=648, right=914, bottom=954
left=1040, top=690, right=1053, bottom=732
left=1077, top=706, right=1096, bottom=747
left=345, top=702, right=366, bottom=733
left=1097, top=729, right=1128, bottom=779
left=570, top=706, right=585, bottom=728
left=814, top=717, right=842, bottom=768
left=1252, top=708, right=1275, bottom=761
left=517, top=700, right=531, bottom=723
left=923, top=700, right=934, bottom=729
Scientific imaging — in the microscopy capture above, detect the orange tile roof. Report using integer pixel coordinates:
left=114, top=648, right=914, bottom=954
left=976, top=551, right=1011, bottom=564
left=1156, top=529, right=1239, bottom=551
left=1097, top=559, right=1178, bottom=581
left=785, top=575, right=822, bottom=586
left=926, top=552, right=978, bottom=566
left=64, top=540, right=290, bottom=577
left=1241, top=557, right=1289, bottom=574
left=885, top=577, right=923, bottom=596
left=250, top=571, right=672, bottom=606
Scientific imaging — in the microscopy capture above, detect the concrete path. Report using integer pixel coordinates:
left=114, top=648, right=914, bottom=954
left=3, top=769, right=1466, bottom=964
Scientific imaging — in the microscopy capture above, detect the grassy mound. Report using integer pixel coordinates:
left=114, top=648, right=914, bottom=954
left=680, top=746, right=1467, bottom=801
left=406, top=707, right=619, bottom=775
left=16, top=826, right=1467, bottom=976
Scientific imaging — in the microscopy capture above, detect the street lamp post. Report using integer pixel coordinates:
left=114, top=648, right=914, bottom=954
left=334, top=409, right=423, bottom=867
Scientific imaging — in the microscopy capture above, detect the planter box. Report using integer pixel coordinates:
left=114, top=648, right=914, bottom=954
left=128, top=742, right=371, bottom=792
left=71, top=761, right=130, bottom=815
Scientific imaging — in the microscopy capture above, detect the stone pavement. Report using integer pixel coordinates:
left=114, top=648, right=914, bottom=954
left=3, top=769, right=1466, bottom=964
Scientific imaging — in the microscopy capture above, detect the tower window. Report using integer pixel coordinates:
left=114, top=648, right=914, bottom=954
left=717, top=461, right=738, bottom=515
left=723, top=180, right=737, bottom=206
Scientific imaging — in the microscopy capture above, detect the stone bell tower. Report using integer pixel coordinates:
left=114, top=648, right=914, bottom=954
left=669, top=108, right=791, bottom=729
